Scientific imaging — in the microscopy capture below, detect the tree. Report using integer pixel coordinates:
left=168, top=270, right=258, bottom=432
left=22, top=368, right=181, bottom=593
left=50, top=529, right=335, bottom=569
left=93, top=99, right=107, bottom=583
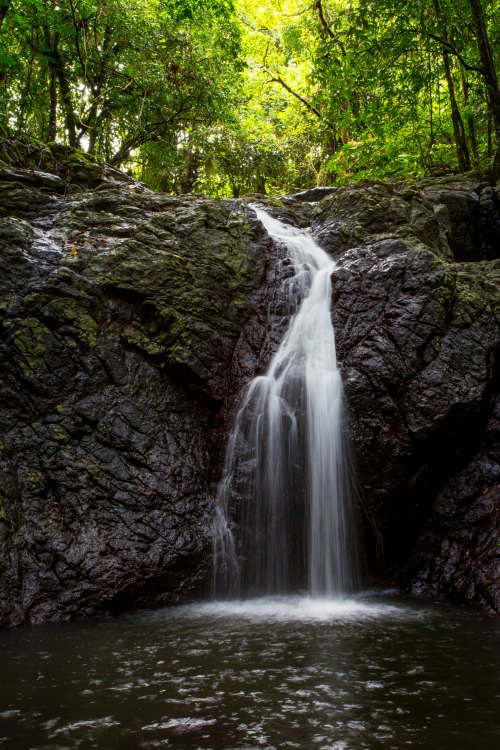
left=0, top=0, right=11, bottom=31
left=432, top=0, right=471, bottom=170
left=467, top=0, right=500, bottom=174
left=2, top=0, right=500, bottom=192
left=0, top=0, right=243, bottom=169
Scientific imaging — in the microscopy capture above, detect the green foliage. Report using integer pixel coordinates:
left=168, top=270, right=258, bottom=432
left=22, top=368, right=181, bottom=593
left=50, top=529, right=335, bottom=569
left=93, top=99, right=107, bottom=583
left=1, top=0, right=500, bottom=192
left=165, top=0, right=235, bottom=22
left=0, top=0, right=242, bottom=165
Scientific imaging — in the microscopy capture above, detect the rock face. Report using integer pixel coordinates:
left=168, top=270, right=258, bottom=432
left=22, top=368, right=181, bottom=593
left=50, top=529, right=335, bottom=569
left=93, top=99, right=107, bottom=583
left=312, top=178, right=499, bottom=614
left=0, top=151, right=280, bottom=627
left=0, top=146, right=499, bottom=626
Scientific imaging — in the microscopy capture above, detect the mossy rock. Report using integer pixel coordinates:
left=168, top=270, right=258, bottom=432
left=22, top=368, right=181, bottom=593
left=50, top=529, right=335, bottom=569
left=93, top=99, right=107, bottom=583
left=6, top=317, right=54, bottom=377
left=318, top=182, right=410, bottom=238
left=0, top=136, right=134, bottom=190
left=48, top=142, right=97, bottom=165
left=0, top=216, right=36, bottom=245
left=452, top=260, right=500, bottom=326
left=0, top=137, right=52, bottom=170
left=42, top=298, right=99, bottom=349
left=49, top=424, right=70, bottom=443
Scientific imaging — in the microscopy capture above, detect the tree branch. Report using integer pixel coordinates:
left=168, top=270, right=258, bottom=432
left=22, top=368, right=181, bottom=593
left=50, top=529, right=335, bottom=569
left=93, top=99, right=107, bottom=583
left=314, top=0, right=346, bottom=54
left=262, top=66, right=334, bottom=128
left=408, top=26, right=485, bottom=75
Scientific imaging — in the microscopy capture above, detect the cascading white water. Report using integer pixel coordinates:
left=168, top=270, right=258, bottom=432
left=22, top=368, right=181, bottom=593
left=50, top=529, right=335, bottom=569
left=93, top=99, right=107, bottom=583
left=214, top=207, right=360, bottom=598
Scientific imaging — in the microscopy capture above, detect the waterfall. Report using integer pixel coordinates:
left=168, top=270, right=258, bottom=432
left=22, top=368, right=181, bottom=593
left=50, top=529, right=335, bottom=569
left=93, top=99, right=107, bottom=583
left=214, top=207, right=360, bottom=598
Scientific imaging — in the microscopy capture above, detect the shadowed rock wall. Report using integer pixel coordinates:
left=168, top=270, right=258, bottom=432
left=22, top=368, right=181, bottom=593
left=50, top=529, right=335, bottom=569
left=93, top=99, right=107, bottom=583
left=0, top=155, right=280, bottom=627
left=310, top=178, right=499, bottom=614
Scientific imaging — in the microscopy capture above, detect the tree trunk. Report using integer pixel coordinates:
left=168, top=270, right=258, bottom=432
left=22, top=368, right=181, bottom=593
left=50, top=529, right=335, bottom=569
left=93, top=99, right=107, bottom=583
left=47, top=67, right=57, bottom=141
left=487, top=110, right=493, bottom=157
left=42, top=27, right=78, bottom=148
left=111, top=135, right=143, bottom=166
left=79, top=25, right=113, bottom=155
left=0, top=0, right=11, bottom=32
left=16, top=53, right=35, bottom=134
left=54, top=54, right=77, bottom=148
left=461, top=73, right=479, bottom=166
left=255, top=175, right=266, bottom=194
left=179, top=149, right=201, bottom=194
left=433, top=0, right=471, bottom=171
left=428, top=53, right=434, bottom=150
left=85, top=98, right=99, bottom=154
left=442, top=52, right=471, bottom=170
left=468, top=0, right=500, bottom=176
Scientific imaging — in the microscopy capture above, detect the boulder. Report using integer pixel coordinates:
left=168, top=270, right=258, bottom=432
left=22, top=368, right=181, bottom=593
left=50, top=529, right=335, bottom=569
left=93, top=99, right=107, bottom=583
left=314, top=178, right=499, bottom=613
left=0, top=183, right=279, bottom=627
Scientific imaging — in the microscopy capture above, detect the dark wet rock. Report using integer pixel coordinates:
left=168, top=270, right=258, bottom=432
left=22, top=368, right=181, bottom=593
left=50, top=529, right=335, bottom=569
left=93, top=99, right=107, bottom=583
left=313, top=180, right=454, bottom=260
left=241, top=195, right=314, bottom=228
left=313, top=175, right=500, bottom=264
left=0, top=151, right=499, bottom=625
left=317, top=178, right=499, bottom=613
left=409, top=395, right=500, bottom=615
left=0, top=180, right=279, bottom=627
left=0, top=166, right=66, bottom=192
left=286, top=186, right=338, bottom=202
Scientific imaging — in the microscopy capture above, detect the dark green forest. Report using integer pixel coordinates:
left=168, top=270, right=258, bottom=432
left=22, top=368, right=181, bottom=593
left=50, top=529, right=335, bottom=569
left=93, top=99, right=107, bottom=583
left=1, top=0, right=500, bottom=195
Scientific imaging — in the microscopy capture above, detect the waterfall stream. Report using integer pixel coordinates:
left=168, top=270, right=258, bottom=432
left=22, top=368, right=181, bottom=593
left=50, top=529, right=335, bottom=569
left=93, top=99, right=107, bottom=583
left=214, top=207, right=360, bottom=598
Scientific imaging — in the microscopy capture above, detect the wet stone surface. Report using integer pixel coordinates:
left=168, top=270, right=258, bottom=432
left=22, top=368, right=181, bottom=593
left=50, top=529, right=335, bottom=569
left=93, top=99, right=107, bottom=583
left=311, top=178, right=499, bottom=613
left=0, top=159, right=499, bottom=624
left=0, top=173, right=282, bottom=627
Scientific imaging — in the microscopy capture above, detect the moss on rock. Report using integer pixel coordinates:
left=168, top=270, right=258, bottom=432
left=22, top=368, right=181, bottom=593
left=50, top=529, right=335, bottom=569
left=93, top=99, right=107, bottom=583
left=44, top=298, right=99, bottom=349
left=8, top=317, right=54, bottom=377
left=453, top=260, right=500, bottom=327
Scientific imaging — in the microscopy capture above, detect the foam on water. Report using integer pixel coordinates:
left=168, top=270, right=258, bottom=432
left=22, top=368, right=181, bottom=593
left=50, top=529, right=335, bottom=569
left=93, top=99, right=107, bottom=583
left=173, top=595, right=419, bottom=623
left=143, top=717, right=217, bottom=731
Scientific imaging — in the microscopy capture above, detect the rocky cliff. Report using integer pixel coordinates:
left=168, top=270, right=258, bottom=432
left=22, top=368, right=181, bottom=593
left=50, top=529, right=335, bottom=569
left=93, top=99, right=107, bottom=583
left=0, top=140, right=283, bottom=627
left=312, top=179, right=499, bottom=614
left=0, top=140, right=498, bottom=625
